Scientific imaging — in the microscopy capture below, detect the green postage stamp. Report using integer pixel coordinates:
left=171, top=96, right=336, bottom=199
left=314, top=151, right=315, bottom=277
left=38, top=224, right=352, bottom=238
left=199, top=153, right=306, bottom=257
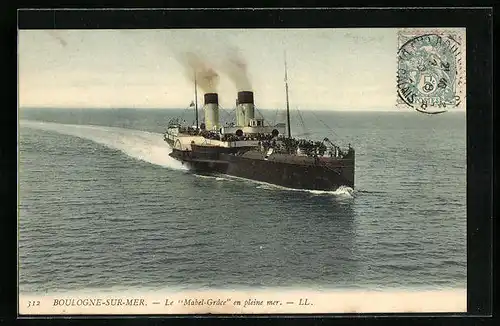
left=397, top=28, right=466, bottom=112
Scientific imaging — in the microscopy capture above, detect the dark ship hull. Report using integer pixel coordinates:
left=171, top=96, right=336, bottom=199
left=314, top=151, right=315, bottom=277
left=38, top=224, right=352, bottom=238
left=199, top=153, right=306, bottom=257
left=169, top=145, right=354, bottom=191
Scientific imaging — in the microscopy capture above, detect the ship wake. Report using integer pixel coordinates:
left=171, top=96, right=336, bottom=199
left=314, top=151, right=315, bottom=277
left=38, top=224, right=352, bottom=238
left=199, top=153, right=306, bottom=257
left=219, top=174, right=355, bottom=198
left=19, top=120, right=187, bottom=171
left=258, top=183, right=355, bottom=198
left=193, top=174, right=232, bottom=181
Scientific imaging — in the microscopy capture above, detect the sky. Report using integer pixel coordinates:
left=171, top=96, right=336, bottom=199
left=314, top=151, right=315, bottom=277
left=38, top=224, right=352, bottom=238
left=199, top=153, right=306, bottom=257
left=18, top=28, right=465, bottom=111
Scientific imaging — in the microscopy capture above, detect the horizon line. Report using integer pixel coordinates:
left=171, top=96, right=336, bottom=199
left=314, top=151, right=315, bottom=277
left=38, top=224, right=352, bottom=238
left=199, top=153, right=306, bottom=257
left=18, top=107, right=466, bottom=113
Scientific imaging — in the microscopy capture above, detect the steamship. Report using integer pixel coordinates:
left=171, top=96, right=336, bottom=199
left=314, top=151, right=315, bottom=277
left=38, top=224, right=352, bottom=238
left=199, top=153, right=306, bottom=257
left=163, top=58, right=355, bottom=191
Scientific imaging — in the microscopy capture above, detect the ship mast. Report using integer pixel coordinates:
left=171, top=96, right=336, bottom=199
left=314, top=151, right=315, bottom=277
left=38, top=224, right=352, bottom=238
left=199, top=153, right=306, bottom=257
left=194, top=70, right=199, bottom=128
left=284, top=51, right=291, bottom=138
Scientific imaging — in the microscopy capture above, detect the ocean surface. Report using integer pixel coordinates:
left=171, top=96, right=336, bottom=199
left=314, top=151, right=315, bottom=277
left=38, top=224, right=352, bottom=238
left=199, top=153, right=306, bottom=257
left=18, top=108, right=467, bottom=295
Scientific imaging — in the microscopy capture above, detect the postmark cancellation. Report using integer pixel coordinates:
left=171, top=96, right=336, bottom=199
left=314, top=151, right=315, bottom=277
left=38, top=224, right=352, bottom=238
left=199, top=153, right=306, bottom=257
left=397, top=28, right=466, bottom=111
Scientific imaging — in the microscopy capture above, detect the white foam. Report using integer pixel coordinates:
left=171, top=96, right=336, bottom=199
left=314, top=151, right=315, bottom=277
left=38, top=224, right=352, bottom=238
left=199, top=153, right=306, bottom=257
left=193, top=174, right=211, bottom=179
left=311, top=185, right=355, bottom=197
left=19, top=120, right=187, bottom=171
left=228, top=174, right=355, bottom=197
left=193, top=174, right=232, bottom=182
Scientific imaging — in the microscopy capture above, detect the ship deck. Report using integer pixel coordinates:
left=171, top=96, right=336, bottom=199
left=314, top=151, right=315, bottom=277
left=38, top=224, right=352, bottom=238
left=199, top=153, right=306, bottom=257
left=232, top=150, right=353, bottom=166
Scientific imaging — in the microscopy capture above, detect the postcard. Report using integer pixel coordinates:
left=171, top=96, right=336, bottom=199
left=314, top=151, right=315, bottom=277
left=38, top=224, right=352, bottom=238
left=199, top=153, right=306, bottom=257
left=18, top=18, right=468, bottom=315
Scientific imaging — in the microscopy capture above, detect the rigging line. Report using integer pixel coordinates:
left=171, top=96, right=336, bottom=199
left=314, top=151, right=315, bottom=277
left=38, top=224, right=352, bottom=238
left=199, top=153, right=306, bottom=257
left=193, top=70, right=198, bottom=128
left=257, top=108, right=275, bottom=128
left=217, top=104, right=229, bottom=118
left=255, top=107, right=264, bottom=119
left=309, top=110, right=339, bottom=139
left=284, top=51, right=291, bottom=138
left=273, top=107, right=279, bottom=126
left=254, top=107, right=268, bottom=122
left=219, top=106, right=236, bottom=124
left=215, top=104, right=235, bottom=125
left=179, top=103, right=197, bottom=124
left=296, top=107, right=309, bottom=135
left=254, top=107, right=262, bottom=119
left=226, top=107, right=237, bottom=121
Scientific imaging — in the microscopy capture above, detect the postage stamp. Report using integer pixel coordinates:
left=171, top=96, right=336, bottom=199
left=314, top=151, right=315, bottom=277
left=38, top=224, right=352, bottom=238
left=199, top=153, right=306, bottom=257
left=396, top=28, right=466, bottom=112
